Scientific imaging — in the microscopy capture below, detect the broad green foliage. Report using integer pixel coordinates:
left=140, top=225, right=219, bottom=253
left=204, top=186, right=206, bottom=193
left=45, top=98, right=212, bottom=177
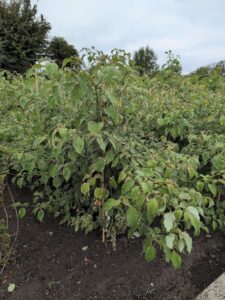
left=0, top=49, right=225, bottom=268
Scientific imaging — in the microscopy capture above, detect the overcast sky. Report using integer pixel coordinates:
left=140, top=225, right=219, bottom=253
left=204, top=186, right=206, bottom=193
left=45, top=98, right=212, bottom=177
left=32, top=0, right=225, bottom=73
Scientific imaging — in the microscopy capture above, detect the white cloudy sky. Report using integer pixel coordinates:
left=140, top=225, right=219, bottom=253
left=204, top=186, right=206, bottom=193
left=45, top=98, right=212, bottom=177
left=32, top=0, right=225, bottom=73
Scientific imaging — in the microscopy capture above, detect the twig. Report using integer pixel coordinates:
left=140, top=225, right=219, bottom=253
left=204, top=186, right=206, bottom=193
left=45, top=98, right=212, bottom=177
left=3, top=206, right=9, bottom=229
left=0, top=181, right=19, bottom=275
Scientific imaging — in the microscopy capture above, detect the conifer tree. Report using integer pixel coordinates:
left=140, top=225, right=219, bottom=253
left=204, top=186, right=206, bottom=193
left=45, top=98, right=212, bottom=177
left=0, top=0, right=51, bottom=73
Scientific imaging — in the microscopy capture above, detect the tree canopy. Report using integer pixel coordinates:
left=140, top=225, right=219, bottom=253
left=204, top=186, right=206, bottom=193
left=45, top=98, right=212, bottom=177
left=0, top=0, right=51, bottom=73
left=133, top=46, right=158, bottom=76
left=47, top=37, right=79, bottom=67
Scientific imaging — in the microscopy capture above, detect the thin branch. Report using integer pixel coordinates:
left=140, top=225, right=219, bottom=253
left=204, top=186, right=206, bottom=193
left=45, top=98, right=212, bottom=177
left=0, top=181, right=20, bottom=275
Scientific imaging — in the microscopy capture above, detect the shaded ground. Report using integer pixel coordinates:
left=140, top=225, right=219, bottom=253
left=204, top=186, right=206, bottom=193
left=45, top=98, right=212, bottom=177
left=0, top=184, right=225, bottom=300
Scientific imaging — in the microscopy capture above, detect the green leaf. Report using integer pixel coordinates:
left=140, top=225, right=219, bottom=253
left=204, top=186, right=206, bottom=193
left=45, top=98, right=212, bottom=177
left=94, top=188, right=109, bottom=200
left=190, top=215, right=201, bottom=235
left=97, top=137, right=106, bottom=152
left=111, top=156, right=119, bottom=168
left=220, top=116, right=225, bottom=126
left=181, top=232, right=192, bottom=254
left=53, top=176, right=62, bottom=188
left=170, top=127, right=178, bottom=139
left=127, top=207, right=139, bottom=227
left=63, top=166, right=71, bottom=182
left=187, top=166, right=197, bottom=179
left=163, top=213, right=175, bottom=232
left=171, top=251, right=181, bottom=269
left=58, top=127, right=68, bottom=140
left=157, top=117, right=166, bottom=126
left=179, top=192, right=191, bottom=200
left=186, top=206, right=200, bottom=220
left=27, top=161, right=36, bottom=174
left=81, top=183, right=90, bottom=195
left=18, top=208, right=26, bottom=218
left=105, top=149, right=115, bottom=163
left=103, top=198, right=121, bottom=212
left=178, top=239, right=185, bottom=252
left=166, top=234, right=175, bottom=250
left=184, top=210, right=201, bottom=235
left=8, top=283, right=16, bottom=293
left=17, top=177, right=24, bottom=189
left=33, top=136, right=46, bottom=147
left=73, top=136, right=84, bottom=155
left=37, top=159, right=46, bottom=171
left=165, top=248, right=172, bottom=263
left=109, top=137, right=117, bottom=150
left=145, top=246, right=156, bottom=262
left=140, top=181, right=153, bottom=193
left=118, top=171, right=126, bottom=183
left=88, top=121, right=103, bottom=135
left=131, top=187, right=145, bottom=209
left=49, top=164, right=58, bottom=178
left=212, top=220, right=217, bottom=231
left=174, top=209, right=183, bottom=221
left=147, top=198, right=158, bottom=218
left=95, top=158, right=105, bottom=172
left=37, top=209, right=45, bottom=222
left=62, top=57, right=72, bottom=68
left=121, top=179, right=134, bottom=195
left=88, top=177, right=96, bottom=186
left=196, top=181, right=204, bottom=192
left=45, top=63, right=58, bottom=75
left=105, top=90, right=117, bottom=105
left=121, top=197, right=131, bottom=207
left=208, top=184, right=217, bottom=197
left=68, top=149, right=78, bottom=160
left=213, top=152, right=225, bottom=171
left=104, top=105, right=118, bottom=123
left=109, top=176, right=117, bottom=189
left=143, top=237, right=152, bottom=252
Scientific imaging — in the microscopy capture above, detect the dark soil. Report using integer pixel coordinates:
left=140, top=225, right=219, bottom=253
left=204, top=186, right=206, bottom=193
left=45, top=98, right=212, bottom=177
left=0, top=184, right=225, bottom=300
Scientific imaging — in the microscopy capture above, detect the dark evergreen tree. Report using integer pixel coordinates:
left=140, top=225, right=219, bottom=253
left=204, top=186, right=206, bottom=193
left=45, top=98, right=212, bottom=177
left=0, top=0, right=51, bottom=73
left=47, top=37, right=79, bottom=67
left=133, top=46, right=158, bottom=76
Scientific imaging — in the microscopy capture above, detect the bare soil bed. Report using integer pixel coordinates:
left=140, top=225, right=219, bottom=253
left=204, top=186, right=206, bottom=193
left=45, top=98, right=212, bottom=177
left=0, top=184, right=225, bottom=300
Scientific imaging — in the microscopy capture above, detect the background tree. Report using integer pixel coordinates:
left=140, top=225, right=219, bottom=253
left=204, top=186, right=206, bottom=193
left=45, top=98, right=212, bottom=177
left=133, top=46, right=158, bottom=76
left=216, top=60, right=225, bottom=74
left=192, top=66, right=210, bottom=79
left=47, top=37, right=79, bottom=67
left=192, top=60, right=225, bottom=80
left=0, top=0, right=51, bottom=73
